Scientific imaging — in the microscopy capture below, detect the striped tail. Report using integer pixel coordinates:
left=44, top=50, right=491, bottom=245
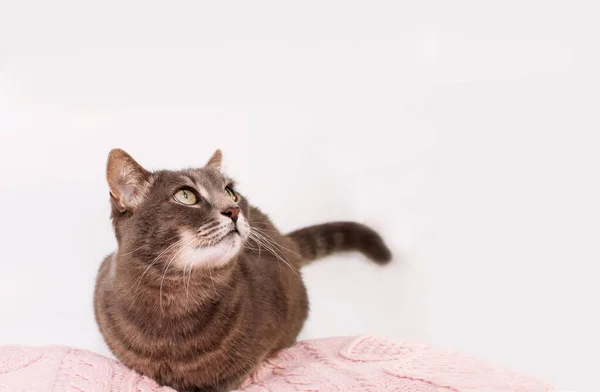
left=287, top=221, right=392, bottom=267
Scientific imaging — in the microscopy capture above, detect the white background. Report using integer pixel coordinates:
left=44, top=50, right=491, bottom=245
left=1, top=1, right=598, bottom=391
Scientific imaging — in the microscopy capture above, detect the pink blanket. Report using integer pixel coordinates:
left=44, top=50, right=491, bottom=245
left=0, top=336, right=553, bottom=392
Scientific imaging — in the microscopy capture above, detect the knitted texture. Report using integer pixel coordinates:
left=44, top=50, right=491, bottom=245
left=0, top=336, right=553, bottom=392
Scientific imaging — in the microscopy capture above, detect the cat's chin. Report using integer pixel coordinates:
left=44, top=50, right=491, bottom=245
left=177, top=232, right=243, bottom=269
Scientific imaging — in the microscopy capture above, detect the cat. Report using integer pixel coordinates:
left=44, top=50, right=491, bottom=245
left=94, top=148, right=392, bottom=392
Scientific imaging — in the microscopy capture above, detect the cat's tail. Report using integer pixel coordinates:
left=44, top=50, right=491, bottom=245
left=287, top=221, right=392, bottom=267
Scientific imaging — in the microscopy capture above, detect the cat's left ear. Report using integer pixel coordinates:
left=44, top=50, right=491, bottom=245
left=205, top=149, right=223, bottom=171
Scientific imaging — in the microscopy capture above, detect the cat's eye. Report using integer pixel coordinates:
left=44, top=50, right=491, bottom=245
left=225, top=186, right=238, bottom=202
left=173, top=189, right=197, bottom=205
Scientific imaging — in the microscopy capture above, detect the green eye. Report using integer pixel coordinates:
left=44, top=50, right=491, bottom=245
left=225, top=186, right=238, bottom=202
left=174, top=189, right=197, bottom=205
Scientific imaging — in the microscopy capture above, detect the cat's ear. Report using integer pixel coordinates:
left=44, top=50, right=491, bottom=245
left=205, top=149, right=223, bottom=171
left=106, top=149, right=153, bottom=211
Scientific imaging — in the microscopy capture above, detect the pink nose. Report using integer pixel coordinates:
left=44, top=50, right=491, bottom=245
left=222, top=207, right=240, bottom=223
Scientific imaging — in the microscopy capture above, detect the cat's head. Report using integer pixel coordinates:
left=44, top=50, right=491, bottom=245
left=106, top=149, right=251, bottom=269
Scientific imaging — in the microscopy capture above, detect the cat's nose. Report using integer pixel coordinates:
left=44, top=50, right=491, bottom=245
left=221, top=207, right=240, bottom=223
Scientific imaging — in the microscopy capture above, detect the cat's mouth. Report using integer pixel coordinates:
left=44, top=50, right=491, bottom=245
left=210, top=228, right=239, bottom=246
left=177, top=228, right=244, bottom=268
left=223, top=228, right=238, bottom=238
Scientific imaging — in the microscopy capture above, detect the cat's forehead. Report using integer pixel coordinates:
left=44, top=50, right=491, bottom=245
left=161, top=168, right=229, bottom=191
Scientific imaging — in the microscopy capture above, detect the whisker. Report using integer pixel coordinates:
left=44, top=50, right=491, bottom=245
left=250, top=221, right=274, bottom=227
left=185, top=247, right=195, bottom=300
left=130, top=236, right=188, bottom=307
left=197, top=221, right=220, bottom=234
left=159, top=236, right=197, bottom=313
left=119, top=233, right=181, bottom=257
left=250, top=234, right=294, bottom=276
left=249, top=226, right=280, bottom=233
left=242, top=240, right=260, bottom=252
left=243, top=235, right=262, bottom=260
left=250, top=230, right=297, bottom=258
left=207, top=264, right=217, bottom=296
left=198, top=223, right=225, bottom=237
left=251, top=228, right=303, bottom=258
left=248, top=230, right=300, bottom=278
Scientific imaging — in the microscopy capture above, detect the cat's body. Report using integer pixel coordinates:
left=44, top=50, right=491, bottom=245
left=94, top=149, right=391, bottom=392
left=95, top=206, right=308, bottom=391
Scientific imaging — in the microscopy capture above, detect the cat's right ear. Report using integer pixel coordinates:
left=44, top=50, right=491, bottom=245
left=106, top=149, right=153, bottom=211
left=205, top=149, right=223, bottom=171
